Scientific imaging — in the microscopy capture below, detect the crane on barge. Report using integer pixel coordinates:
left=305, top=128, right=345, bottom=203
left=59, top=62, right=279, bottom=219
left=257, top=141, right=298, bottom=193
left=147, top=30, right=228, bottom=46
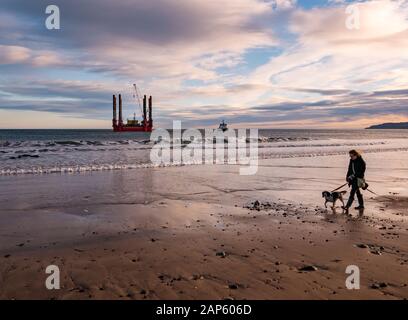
left=112, top=84, right=153, bottom=132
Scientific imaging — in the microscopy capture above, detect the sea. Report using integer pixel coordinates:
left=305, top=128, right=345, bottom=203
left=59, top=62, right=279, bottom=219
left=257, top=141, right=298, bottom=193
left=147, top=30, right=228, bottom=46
left=1, top=129, right=408, bottom=175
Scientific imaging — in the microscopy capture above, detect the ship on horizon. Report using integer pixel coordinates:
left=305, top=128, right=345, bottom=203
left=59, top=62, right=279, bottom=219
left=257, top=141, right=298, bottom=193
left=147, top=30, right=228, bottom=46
left=218, top=120, right=228, bottom=132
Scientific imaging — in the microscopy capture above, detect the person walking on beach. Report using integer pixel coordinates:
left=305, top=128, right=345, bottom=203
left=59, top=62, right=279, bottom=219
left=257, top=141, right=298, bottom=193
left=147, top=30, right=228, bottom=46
left=342, top=150, right=367, bottom=211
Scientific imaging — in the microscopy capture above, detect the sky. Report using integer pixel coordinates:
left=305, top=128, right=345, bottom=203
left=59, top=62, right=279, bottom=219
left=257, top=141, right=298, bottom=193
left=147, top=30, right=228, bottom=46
left=0, top=0, right=407, bottom=129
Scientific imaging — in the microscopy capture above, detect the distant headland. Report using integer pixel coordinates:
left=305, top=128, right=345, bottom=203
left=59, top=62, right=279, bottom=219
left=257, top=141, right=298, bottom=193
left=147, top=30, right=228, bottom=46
left=367, top=122, right=408, bottom=129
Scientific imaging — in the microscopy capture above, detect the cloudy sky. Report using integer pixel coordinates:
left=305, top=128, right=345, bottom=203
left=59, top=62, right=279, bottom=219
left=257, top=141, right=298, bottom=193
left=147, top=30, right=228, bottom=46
left=0, top=0, right=407, bottom=129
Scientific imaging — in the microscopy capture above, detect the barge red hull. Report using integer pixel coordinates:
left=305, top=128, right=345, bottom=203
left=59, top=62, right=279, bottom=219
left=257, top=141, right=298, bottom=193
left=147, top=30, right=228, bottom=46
left=112, top=126, right=153, bottom=132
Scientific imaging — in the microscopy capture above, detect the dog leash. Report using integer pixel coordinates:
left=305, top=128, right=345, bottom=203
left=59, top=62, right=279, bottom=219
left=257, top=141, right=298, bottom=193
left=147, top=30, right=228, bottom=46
left=331, top=183, right=348, bottom=192
left=332, top=183, right=395, bottom=201
left=366, top=188, right=378, bottom=196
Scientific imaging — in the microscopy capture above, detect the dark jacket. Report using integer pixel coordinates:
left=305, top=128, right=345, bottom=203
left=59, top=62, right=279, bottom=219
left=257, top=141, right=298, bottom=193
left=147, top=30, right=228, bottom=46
left=347, top=156, right=366, bottom=180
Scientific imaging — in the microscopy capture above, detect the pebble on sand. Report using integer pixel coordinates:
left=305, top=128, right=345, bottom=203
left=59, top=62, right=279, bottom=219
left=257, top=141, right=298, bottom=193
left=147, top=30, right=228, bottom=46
left=228, top=283, right=239, bottom=290
left=371, top=282, right=388, bottom=289
left=298, top=265, right=318, bottom=272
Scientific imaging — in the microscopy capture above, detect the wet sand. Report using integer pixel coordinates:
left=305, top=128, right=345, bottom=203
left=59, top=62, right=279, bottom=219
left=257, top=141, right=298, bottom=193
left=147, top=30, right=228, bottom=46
left=0, top=152, right=407, bottom=300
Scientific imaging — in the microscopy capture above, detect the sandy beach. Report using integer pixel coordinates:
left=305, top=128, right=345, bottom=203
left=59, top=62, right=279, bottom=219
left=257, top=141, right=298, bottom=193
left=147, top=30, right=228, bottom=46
left=0, top=150, right=407, bottom=300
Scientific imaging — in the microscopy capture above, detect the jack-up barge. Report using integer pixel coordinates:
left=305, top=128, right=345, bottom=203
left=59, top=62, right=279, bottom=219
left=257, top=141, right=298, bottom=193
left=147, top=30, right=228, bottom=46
left=112, top=93, right=153, bottom=132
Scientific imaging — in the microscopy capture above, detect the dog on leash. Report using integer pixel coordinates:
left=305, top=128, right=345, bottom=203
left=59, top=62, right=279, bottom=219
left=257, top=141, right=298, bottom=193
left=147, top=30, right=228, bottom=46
left=322, top=191, right=347, bottom=209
